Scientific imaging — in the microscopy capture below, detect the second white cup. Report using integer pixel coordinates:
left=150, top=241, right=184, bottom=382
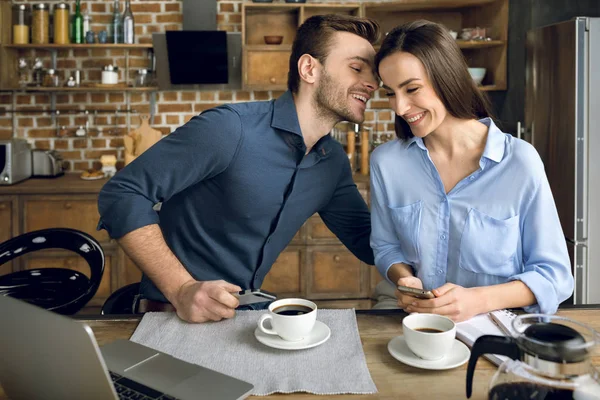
left=402, top=313, right=456, bottom=360
left=258, top=298, right=317, bottom=342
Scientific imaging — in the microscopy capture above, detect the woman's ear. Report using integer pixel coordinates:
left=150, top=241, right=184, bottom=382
left=297, top=54, right=320, bottom=85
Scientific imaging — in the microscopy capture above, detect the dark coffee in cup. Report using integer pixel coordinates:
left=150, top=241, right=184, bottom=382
left=415, top=328, right=445, bottom=333
left=273, top=304, right=313, bottom=316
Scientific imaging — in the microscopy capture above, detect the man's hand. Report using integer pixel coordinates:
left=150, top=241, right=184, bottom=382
left=172, top=280, right=242, bottom=323
left=395, top=276, right=425, bottom=310
left=405, top=283, right=482, bottom=322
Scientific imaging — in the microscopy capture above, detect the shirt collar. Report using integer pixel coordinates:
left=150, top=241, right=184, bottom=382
left=271, top=91, right=333, bottom=158
left=272, top=91, right=303, bottom=137
left=479, top=117, right=505, bottom=163
left=404, top=117, right=506, bottom=163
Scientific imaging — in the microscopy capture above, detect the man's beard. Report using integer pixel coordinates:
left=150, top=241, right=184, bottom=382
left=314, top=69, right=363, bottom=124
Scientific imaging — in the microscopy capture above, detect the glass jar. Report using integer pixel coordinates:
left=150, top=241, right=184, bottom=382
left=32, top=3, right=50, bottom=44
left=43, top=68, right=60, bottom=87
left=12, top=4, right=30, bottom=44
left=53, top=3, right=70, bottom=44
left=134, top=69, right=148, bottom=87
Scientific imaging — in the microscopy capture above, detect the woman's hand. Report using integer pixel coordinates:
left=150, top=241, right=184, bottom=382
left=404, top=283, right=482, bottom=322
left=395, top=276, right=425, bottom=310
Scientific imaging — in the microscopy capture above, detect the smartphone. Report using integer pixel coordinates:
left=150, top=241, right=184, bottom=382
left=235, top=289, right=277, bottom=306
left=397, top=285, right=436, bottom=300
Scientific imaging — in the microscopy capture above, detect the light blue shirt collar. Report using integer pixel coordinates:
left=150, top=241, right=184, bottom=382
left=403, top=117, right=506, bottom=164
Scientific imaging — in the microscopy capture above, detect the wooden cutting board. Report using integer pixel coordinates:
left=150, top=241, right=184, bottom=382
left=124, top=114, right=163, bottom=165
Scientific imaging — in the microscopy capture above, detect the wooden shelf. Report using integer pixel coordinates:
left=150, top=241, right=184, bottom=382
left=245, top=45, right=293, bottom=51
left=363, top=0, right=496, bottom=12
left=9, top=86, right=158, bottom=93
left=375, top=40, right=505, bottom=51
left=245, top=3, right=360, bottom=10
left=3, top=44, right=153, bottom=50
left=457, top=40, right=505, bottom=48
left=479, top=84, right=504, bottom=91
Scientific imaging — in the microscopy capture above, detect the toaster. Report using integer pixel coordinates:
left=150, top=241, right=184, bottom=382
left=0, top=139, right=32, bottom=185
left=32, top=149, right=64, bottom=177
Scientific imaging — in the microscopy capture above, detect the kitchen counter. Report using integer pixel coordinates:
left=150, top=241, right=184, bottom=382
left=0, top=173, right=107, bottom=195
left=0, top=173, right=369, bottom=195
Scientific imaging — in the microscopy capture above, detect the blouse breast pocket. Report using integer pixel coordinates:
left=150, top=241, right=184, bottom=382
left=387, top=201, right=422, bottom=264
left=459, top=208, right=520, bottom=277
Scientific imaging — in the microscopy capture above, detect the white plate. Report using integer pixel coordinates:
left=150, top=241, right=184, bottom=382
left=387, top=335, right=470, bottom=370
left=254, top=320, right=331, bottom=350
left=80, top=175, right=105, bottom=181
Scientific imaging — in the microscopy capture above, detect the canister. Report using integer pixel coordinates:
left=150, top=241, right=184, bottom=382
left=101, top=65, right=119, bottom=84
left=53, top=3, right=70, bottom=44
left=32, top=3, right=50, bottom=44
left=12, top=4, right=30, bottom=44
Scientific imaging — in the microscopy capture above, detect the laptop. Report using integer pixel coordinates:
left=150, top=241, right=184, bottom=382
left=0, top=295, right=254, bottom=400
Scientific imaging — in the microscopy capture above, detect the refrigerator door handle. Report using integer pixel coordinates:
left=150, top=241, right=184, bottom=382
left=566, top=237, right=588, bottom=247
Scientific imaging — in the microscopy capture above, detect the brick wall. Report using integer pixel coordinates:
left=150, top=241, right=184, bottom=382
left=0, top=0, right=395, bottom=172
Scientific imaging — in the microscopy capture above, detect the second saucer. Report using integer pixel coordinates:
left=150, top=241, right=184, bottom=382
left=255, top=320, right=331, bottom=350
left=387, top=335, right=470, bottom=370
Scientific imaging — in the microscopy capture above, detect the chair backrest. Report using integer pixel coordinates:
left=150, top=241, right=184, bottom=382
left=0, top=228, right=105, bottom=313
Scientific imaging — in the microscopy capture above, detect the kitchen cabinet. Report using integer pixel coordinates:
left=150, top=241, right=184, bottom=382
left=0, top=174, right=379, bottom=311
left=0, top=175, right=137, bottom=309
left=0, top=196, right=17, bottom=276
left=242, top=3, right=362, bottom=91
left=364, top=0, right=509, bottom=91
left=241, top=0, right=509, bottom=92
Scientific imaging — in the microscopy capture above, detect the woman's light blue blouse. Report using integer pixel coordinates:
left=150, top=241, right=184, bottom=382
left=369, top=118, right=573, bottom=314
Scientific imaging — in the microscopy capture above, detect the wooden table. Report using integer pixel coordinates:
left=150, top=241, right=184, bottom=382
left=2, top=308, right=600, bottom=399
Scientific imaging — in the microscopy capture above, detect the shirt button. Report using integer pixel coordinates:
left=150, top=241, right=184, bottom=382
left=440, top=234, right=446, bottom=240
left=469, top=176, right=475, bottom=181
left=438, top=269, right=443, bottom=275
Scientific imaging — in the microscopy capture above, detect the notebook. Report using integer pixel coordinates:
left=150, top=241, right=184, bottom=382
left=456, top=309, right=517, bottom=366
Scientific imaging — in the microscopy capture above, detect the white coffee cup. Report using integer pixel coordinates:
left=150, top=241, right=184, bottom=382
left=257, top=298, right=317, bottom=342
left=402, top=313, right=456, bottom=360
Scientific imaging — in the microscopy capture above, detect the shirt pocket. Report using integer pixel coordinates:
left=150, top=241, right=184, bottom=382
left=459, top=208, right=520, bottom=277
left=387, top=201, right=422, bottom=264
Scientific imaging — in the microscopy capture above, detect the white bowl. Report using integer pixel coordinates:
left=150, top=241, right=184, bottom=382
left=468, top=68, right=486, bottom=86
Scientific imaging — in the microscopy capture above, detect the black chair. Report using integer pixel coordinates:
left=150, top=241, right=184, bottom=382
left=101, top=282, right=140, bottom=315
left=0, top=228, right=105, bottom=315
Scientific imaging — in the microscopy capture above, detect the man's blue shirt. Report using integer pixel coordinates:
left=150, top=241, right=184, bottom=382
left=370, top=118, right=573, bottom=314
left=98, top=91, right=374, bottom=301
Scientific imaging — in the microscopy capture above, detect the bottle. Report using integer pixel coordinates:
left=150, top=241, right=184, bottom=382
left=111, top=0, right=122, bottom=44
left=82, top=7, right=91, bottom=36
left=72, top=0, right=83, bottom=44
left=122, top=0, right=134, bottom=44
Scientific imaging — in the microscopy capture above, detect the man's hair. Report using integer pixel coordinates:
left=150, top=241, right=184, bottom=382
left=374, top=20, right=494, bottom=140
left=288, top=14, right=380, bottom=93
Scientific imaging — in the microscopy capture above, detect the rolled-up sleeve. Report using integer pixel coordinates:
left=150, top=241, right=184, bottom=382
left=369, top=161, right=410, bottom=283
left=97, top=107, right=242, bottom=239
left=509, top=173, right=574, bottom=314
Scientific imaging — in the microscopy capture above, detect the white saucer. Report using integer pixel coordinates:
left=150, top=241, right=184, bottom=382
left=387, top=335, right=470, bottom=370
left=254, top=320, right=331, bottom=350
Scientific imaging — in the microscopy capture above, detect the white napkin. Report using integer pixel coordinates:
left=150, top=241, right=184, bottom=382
left=130, top=309, right=377, bottom=395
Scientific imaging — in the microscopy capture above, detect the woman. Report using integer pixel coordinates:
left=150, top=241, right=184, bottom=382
left=370, top=20, right=573, bottom=322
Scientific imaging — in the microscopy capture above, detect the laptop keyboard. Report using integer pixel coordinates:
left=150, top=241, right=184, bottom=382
left=110, top=371, right=179, bottom=400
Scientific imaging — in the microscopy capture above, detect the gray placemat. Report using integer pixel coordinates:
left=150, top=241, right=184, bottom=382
left=129, top=309, right=377, bottom=396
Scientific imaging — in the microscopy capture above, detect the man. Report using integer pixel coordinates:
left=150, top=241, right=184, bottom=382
left=97, top=14, right=380, bottom=323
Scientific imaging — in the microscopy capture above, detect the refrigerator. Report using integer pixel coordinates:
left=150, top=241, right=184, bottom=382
left=525, top=17, right=600, bottom=304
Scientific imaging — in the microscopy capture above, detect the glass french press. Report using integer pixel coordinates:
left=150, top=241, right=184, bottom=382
left=466, top=314, right=600, bottom=399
